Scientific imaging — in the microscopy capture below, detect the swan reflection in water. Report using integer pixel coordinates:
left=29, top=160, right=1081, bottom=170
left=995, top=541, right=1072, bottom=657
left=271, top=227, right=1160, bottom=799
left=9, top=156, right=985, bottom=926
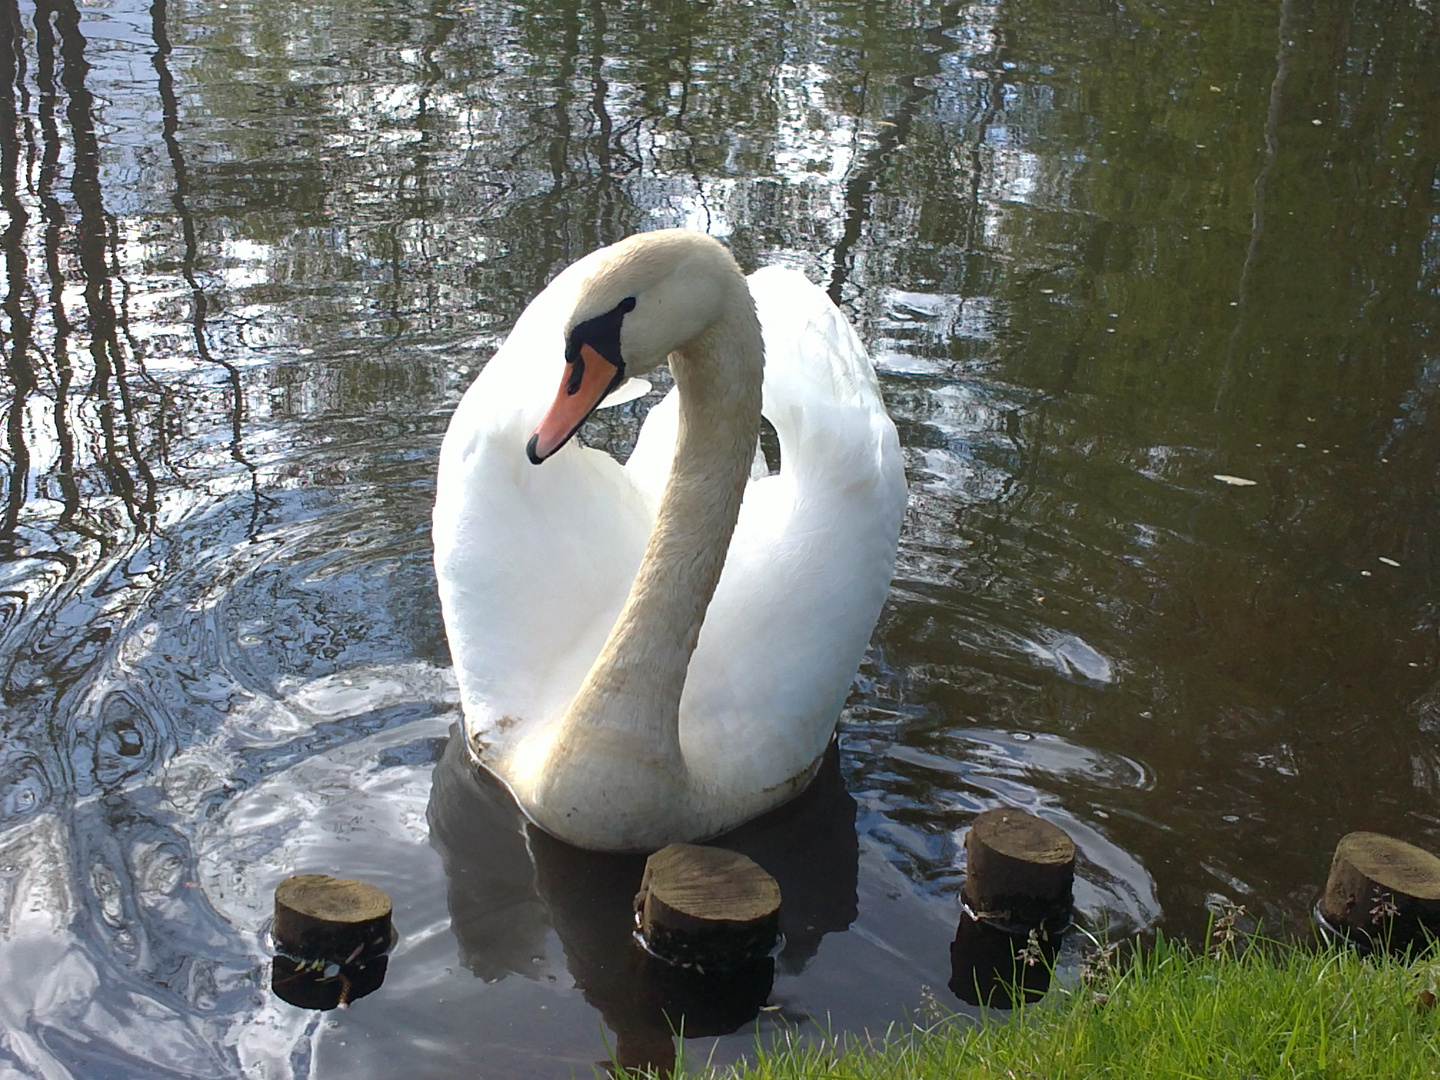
left=427, top=729, right=860, bottom=1074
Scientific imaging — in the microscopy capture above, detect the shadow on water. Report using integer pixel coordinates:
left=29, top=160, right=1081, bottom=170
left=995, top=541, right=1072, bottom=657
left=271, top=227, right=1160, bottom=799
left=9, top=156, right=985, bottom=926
left=948, top=909, right=1060, bottom=1009
left=428, top=734, right=860, bottom=1075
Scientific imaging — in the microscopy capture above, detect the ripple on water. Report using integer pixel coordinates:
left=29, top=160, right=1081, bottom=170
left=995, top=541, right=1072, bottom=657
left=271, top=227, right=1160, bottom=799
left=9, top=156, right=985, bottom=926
left=872, top=729, right=1160, bottom=933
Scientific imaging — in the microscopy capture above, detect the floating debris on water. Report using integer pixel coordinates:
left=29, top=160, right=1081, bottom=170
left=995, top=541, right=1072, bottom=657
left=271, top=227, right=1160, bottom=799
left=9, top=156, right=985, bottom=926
left=1026, top=632, right=1115, bottom=684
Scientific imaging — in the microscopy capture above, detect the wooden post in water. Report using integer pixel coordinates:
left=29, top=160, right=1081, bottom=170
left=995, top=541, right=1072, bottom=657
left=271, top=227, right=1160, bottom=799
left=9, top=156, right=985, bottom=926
left=1320, top=832, right=1440, bottom=952
left=635, top=844, right=781, bottom=970
left=963, top=808, right=1076, bottom=930
left=271, top=874, right=395, bottom=1009
left=951, top=809, right=1076, bottom=1008
left=275, top=873, right=394, bottom=962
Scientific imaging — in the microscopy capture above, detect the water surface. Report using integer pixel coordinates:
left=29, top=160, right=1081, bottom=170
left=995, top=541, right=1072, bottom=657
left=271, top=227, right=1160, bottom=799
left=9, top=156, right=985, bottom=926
left=1, top=0, right=1437, bottom=1075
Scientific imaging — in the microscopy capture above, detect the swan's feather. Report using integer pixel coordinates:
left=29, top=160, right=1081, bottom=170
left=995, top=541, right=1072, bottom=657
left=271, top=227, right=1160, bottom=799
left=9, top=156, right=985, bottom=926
left=595, top=376, right=651, bottom=409
left=434, top=249, right=648, bottom=742
left=679, top=267, right=906, bottom=794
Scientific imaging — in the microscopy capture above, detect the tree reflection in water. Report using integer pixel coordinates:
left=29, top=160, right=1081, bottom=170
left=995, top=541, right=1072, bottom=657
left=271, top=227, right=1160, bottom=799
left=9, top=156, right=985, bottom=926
left=3, top=0, right=158, bottom=549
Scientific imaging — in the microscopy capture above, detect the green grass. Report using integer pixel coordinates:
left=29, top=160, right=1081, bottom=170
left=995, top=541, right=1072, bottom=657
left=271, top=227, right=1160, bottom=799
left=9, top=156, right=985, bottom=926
left=679, top=935, right=1440, bottom=1079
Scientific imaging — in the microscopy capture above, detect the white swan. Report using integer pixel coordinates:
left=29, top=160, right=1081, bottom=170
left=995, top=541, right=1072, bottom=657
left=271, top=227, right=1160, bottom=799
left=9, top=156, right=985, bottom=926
left=433, top=230, right=906, bottom=852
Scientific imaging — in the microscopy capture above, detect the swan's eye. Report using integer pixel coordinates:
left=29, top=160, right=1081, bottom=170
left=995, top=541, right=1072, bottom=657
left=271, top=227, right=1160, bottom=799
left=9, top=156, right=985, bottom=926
left=565, top=296, right=637, bottom=374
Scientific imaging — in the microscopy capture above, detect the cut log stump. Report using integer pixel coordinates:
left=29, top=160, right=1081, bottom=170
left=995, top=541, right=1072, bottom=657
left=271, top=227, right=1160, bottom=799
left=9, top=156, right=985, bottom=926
left=274, top=874, right=394, bottom=965
left=271, top=874, right=394, bottom=1010
left=1320, top=831, right=1440, bottom=952
left=635, top=844, right=781, bottom=971
left=963, top=809, right=1075, bottom=932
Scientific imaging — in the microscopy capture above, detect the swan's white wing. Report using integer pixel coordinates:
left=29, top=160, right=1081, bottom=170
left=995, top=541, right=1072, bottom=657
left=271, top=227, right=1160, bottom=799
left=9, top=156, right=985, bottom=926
left=433, top=260, right=651, bottom=763
left=680, top=267, right=907, bottom=793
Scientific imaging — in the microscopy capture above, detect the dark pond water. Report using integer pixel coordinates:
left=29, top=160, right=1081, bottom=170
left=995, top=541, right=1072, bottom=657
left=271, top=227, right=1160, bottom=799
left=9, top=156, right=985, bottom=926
left=1, top=0, right=1437, bottom=1075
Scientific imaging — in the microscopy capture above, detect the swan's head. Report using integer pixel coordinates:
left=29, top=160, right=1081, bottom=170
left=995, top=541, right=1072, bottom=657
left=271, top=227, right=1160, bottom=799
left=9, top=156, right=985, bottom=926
left=527, top=230, right=746, bottom=464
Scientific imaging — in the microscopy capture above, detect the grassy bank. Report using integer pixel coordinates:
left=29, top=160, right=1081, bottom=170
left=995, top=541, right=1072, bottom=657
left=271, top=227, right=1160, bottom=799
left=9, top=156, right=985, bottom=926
left=685, top=935, right=1440, bottom=1079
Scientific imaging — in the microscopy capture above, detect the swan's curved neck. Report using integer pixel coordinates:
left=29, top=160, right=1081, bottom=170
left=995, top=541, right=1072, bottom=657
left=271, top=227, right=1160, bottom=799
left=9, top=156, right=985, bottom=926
left=560, top=288, right=762, bottom=764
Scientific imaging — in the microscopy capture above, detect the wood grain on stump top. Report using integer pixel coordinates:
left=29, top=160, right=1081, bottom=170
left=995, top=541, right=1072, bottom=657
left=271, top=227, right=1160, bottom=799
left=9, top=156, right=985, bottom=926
left=1330, top=832, right=1440, bottom=900
left=274, top=874, right=393, bottom=964
left=963, top=809, right=1076, bottom=929
left=1321, top=832, right=1440, bottom=950
left=971, top=809, right=1075, bottom=866
left=636, top=844, right=780, bottom=970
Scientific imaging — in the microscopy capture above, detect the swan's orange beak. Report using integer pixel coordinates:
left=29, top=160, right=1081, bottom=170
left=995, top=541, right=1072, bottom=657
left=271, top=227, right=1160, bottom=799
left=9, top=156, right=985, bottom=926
left=527, top=343, right=625, bottom=464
